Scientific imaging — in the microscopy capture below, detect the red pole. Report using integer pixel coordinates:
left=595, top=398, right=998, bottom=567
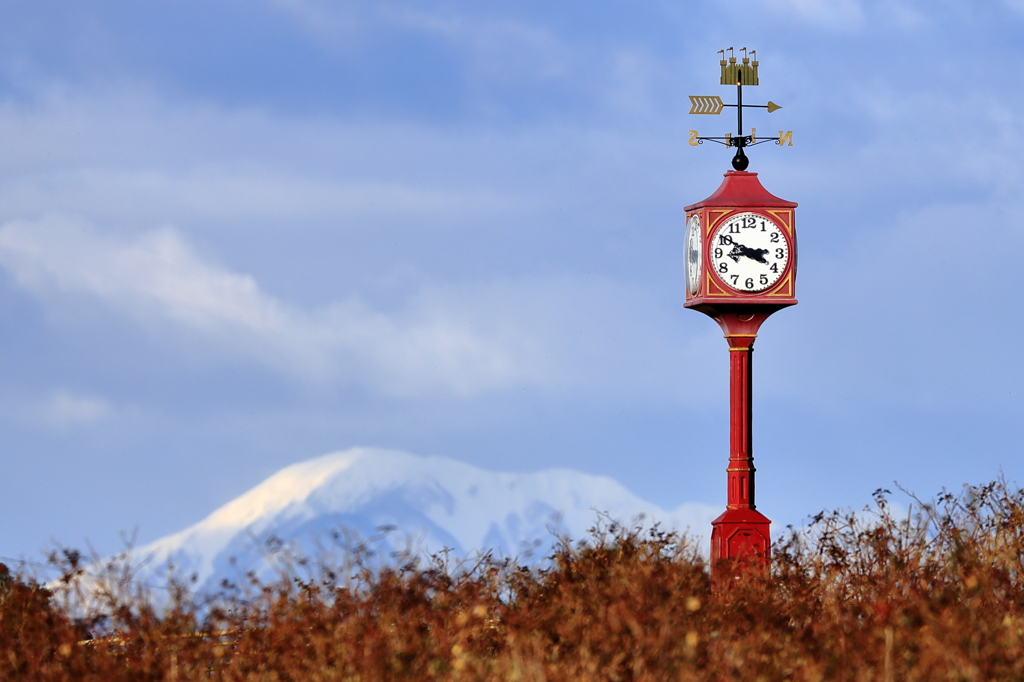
left=709, top=313, right=772, bottom=578
left=727, top=334, right=756, bottom=511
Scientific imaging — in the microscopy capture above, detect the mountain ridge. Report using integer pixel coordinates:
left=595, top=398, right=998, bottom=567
left=135, top=448, right=718, bottom=592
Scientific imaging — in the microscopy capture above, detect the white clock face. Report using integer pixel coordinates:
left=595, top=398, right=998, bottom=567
left=685, top=214, right=702, bottom=295
left=710, top=212, right=789, bottom=293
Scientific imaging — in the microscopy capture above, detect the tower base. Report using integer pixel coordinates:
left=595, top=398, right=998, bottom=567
left=710, top=508, right=771, bottom=577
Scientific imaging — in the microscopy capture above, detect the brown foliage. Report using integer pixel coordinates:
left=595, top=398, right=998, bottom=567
left=5, top=480, right=1024, bottom=680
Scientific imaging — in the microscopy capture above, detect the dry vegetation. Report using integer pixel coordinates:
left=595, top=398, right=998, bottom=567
left=5, top=481, right=1024, bottom=681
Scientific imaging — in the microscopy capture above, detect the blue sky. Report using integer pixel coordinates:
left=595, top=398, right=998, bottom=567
left=2, top=0, right=1024, bottom=561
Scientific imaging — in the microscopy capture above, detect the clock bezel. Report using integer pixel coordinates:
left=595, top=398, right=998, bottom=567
left=708, top=211, right=791, bottom=294
left=685, top=213, right=702, bottom=296
left=689, top=206, right=797, bottom=305
left=682, top=170, right=798, bottom=312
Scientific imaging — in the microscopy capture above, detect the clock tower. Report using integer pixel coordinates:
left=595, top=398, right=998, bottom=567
left=684, top=48, right=796, bottom=575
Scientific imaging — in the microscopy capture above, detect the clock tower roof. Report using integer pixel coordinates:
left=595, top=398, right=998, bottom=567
left=685, top=170, right=797, bottom=212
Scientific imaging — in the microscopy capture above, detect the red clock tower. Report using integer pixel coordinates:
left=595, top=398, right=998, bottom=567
left=684, top=49, right=796, bottom=574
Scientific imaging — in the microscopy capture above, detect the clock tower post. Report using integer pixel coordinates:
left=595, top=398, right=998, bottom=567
left=684, top=49, right=797, bottom=576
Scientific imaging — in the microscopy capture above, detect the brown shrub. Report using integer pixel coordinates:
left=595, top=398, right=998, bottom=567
left=5, top=480, right=1024, bottom=680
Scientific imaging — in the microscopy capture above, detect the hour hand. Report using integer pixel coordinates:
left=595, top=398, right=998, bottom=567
left=727, top=242, right=770, bottom=265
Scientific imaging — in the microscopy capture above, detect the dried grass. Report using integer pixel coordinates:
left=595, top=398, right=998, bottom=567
left=4, top=480, right=1024, bottom=680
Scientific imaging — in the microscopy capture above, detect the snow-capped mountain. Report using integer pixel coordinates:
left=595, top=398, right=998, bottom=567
left=136, top=448, right=718, bottom=593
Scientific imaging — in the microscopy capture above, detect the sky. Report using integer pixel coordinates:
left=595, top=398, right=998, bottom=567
left=2, top=0, right=1024, bottom=563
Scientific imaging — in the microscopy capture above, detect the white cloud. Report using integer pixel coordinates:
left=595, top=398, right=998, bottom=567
left=390, top=8, right=574, bottom=84
left=0, top=83, right=720, bottom=407
left=265, top=0, right=362, bottom=34
left=0, top=168, right=516, bottom=227
left=0, top=389, right=120, bottom=430
left=259, top=1, right=579, bottom=88
left=0, top=89, right=533, bottom=229
left=44, top=391, right=114, bottom=428
left=760, top=0, right=865, bottom=28
left=0, top=217, right=712, bottom=402
left=1005, top=0, right=1024, bottom=15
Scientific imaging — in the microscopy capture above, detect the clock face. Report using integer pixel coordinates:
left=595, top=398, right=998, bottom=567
left=709, top=212, right=789, bottom=293
left=685, top=214, right=702, bottom=295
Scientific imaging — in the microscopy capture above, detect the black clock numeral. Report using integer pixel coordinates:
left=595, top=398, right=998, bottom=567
left=718, top=235, right=733, bottom=245
left=728, top=222, right=740, bottom=234
left=760, top=274, right=768, bottom=285
left=770, top=232, right=779, bottom=243
left=713, top=247, right=722, bottom=258
left=775, top=248, right=785, bottom=259
left=760, top=220, right=767, bottom=232
left=745, top=277, right=754, bottom=289
left=770, top=263, right=779, bottom=273
left=718, top=262, right=728, bottom=273
left=730, top=275, right=739, bottom=285
left=743, top=215, right=756, bottom=229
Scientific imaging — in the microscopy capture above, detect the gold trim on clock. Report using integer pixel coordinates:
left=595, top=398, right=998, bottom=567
left=705, top=270, right=730, bottom=296
left=765, top=209, right=794, bottom=237
left=765, top=271, right=794, bottom=297
left=705, top=209, right=731, bottom=236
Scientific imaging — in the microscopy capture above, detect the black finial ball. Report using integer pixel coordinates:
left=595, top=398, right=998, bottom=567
left=731, top=147, right=749, bottom=171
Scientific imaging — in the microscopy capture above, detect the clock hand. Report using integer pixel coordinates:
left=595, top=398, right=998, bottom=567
left=727, top=241, right=771, bottom=265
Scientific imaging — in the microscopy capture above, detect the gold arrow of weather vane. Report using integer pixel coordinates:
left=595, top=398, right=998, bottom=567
left=688, top=95, right=781, bottom=115
left=688, top=95, right=724, bottom=114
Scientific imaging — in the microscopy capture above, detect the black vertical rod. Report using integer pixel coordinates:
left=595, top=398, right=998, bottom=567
left=731, top=77, right=749, bottom=171
left=737, top=81, right=743, bottom=137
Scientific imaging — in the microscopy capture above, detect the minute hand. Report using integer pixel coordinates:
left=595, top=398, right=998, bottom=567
left=727, top=242, right=770, bottom=265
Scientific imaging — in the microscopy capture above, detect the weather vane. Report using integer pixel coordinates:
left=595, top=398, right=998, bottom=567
left=688, top=47, right=792, bottom=171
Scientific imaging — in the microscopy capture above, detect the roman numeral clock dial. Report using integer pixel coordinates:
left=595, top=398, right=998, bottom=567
left=710, top=212, right=789, bottom=292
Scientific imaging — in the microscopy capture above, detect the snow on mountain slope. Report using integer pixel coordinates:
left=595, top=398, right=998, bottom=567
left=136, top=448, right=718, bottom=592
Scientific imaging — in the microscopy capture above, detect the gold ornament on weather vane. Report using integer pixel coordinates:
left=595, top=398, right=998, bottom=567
left=687, top=48, right=793, bottom=171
